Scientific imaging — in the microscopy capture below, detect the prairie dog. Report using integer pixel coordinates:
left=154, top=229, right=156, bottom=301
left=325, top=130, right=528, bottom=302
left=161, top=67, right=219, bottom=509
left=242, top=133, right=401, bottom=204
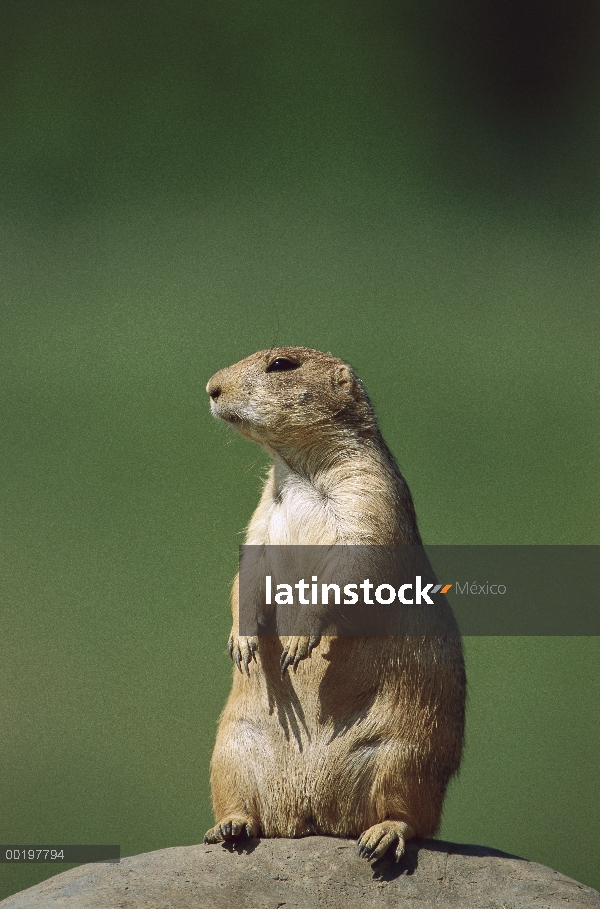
left=204, top=347, right=465, bottom=862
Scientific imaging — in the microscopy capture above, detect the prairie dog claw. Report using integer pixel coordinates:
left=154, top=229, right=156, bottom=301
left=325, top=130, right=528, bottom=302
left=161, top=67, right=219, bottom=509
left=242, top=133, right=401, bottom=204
left=280, top=635, right=320, bottom=676
left=228, top=633, right=258, bottom=675
left=357, top=820, right=414, bottom=862
left=204, top=815, right=259, bottom=843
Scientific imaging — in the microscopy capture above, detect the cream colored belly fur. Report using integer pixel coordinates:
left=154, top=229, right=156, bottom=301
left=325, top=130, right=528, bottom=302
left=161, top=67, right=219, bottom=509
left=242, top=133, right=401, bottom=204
left=211, top=637, right=409, bottom=838
left=211, top=462, right=418, bottom=838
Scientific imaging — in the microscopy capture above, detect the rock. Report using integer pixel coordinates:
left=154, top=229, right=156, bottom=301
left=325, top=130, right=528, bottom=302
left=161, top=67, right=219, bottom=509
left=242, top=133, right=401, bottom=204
left=0, top=837, right=598, bottom=909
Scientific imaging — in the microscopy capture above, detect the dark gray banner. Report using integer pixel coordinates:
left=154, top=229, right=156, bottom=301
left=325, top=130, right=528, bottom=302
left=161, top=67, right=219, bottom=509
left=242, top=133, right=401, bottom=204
left=238, top=546, right=599, bottom=636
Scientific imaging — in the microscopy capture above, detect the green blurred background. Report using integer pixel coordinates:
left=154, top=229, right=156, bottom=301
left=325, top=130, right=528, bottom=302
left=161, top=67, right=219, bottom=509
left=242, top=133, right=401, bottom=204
left=0, top=0, right=599, bottom=899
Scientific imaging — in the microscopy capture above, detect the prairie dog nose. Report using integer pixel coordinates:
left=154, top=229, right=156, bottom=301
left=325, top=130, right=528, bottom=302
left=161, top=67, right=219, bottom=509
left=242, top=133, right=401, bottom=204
left=206, top=377, right=221, bottom=401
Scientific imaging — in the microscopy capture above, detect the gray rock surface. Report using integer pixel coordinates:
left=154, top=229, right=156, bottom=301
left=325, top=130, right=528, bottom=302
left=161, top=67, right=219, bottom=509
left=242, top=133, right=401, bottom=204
left=0, top=837, right=598, bottom=909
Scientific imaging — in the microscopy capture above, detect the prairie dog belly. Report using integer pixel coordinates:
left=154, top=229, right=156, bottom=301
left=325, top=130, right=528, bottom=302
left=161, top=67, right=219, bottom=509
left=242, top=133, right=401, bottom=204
left=219, top=647, right=394, bottom=837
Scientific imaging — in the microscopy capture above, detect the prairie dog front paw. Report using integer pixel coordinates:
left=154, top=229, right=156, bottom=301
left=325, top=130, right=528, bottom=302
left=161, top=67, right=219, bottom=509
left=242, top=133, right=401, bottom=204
left=228, top=631, right=258, bottom=675
left=280, top=635, right=320, bottom=676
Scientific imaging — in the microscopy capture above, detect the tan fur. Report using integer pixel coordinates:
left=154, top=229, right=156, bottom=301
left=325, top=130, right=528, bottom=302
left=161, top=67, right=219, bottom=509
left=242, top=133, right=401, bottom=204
left=204, top=347, right=466, bottom=861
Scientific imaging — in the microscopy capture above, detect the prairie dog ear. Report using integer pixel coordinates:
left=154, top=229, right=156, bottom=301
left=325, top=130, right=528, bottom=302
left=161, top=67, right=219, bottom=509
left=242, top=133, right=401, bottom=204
left=332, top=364, right=353, bottom=388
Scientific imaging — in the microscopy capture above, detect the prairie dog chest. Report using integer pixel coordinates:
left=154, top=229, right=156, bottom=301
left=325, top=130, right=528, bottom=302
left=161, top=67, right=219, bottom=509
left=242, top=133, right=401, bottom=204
left=246, top=459, right=338, bottom=545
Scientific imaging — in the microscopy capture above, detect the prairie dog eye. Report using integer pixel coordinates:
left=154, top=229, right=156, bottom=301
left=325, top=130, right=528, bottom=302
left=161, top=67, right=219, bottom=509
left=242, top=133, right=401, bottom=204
left=266, top=358, right=300, bottom=373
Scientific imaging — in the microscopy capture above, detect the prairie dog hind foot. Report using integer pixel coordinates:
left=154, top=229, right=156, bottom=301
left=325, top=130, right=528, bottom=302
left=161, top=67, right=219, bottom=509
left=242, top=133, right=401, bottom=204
left=203, top=815, right=260, bottom=843
left=357, top=820, right=415, bottom=862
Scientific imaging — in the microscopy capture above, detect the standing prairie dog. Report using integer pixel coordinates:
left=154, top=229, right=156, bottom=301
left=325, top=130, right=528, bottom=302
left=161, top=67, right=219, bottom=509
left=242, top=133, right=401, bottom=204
left=204, top=347, right=465, bottom=862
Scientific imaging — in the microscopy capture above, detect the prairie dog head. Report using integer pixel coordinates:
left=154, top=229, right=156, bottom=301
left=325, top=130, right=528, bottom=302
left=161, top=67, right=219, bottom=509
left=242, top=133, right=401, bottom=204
left=206, top=347, right=376, bottom=454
